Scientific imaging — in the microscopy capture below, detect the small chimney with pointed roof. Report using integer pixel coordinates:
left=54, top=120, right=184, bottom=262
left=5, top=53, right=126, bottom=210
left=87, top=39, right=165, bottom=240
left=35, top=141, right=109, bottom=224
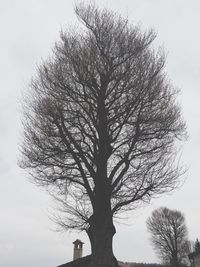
left=73, top=239, right=84, bottom=260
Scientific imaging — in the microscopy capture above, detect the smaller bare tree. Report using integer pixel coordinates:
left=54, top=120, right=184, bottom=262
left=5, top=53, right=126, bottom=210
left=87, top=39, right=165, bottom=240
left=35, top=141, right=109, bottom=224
left=147, top=207, right=190, bottom=267
left=194, top=239, right=200, bottom=254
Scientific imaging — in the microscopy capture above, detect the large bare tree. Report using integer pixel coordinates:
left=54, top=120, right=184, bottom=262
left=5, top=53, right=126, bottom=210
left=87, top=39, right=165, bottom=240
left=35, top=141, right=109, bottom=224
left=147, top=207, right=190, bottom=267
left=20, top=3, right=186, bottom=267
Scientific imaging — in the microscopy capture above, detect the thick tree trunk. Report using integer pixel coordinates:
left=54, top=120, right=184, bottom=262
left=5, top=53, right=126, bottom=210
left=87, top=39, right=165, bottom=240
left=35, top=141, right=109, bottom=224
left=171, top=253, right=179, bottom=267
left=88, top=90, right=118, bottom=267
left=87, top=213, right=118, bottom=267
left=86, top=178, right=118, bottom=267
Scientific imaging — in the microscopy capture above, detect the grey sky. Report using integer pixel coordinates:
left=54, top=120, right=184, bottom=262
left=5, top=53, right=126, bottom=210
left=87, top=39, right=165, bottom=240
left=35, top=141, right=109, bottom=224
left=0, top=0, right=200, bottom=266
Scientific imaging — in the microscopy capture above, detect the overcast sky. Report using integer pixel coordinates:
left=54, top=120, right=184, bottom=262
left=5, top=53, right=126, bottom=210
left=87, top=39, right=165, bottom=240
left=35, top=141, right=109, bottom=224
left=0, top=0, right=200, bottom=266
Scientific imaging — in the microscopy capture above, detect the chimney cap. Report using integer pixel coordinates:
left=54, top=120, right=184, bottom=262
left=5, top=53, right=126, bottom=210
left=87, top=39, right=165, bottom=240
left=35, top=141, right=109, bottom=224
left=73, top=239, right=84, bottom=245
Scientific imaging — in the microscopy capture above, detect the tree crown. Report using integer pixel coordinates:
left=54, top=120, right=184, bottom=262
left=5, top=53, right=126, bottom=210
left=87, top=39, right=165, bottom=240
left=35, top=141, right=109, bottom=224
left=20, top=3, right=186, bottom=231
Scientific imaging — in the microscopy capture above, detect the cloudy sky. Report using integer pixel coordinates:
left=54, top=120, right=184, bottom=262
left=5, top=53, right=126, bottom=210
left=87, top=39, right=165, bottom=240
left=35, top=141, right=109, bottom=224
left=0, top=0, right=200, bottom=266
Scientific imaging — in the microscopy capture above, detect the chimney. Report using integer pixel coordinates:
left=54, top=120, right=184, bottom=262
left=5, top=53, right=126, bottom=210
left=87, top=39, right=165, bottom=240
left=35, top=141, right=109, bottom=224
left=73, top=239, right=84, bottom=260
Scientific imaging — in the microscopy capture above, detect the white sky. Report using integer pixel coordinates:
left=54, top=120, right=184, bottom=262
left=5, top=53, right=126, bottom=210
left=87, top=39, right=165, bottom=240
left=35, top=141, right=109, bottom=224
left=0, top=0, right=200, bottom=266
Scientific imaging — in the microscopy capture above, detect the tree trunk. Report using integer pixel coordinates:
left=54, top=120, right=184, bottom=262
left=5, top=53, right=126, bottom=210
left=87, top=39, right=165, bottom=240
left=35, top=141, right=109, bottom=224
left=87, top=213, right=118, bottom=267
left=171, top=253, right=179, bottom=267
left=86, top=179, right=118, bottom=267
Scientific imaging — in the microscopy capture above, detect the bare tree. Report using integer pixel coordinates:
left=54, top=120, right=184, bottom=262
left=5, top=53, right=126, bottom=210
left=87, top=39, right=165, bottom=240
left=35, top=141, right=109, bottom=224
left=147, top=207, right=190, bottom=267
left=194, top=239, right=200, bottom=254
left=20, top=3, right=186, bottom=267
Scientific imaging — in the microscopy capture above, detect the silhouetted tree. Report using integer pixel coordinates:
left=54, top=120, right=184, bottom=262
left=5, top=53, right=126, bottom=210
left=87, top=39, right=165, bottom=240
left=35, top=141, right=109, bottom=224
left=194, top=239, right=200, bottom=253
left=20, top=3, right=186, bottom=267
left=147, top=207, right=190, bottom=267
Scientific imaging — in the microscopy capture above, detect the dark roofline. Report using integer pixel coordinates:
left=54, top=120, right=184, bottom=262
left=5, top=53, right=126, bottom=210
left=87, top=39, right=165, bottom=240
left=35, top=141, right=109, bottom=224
left=57, top=255, right=91, bottom=267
